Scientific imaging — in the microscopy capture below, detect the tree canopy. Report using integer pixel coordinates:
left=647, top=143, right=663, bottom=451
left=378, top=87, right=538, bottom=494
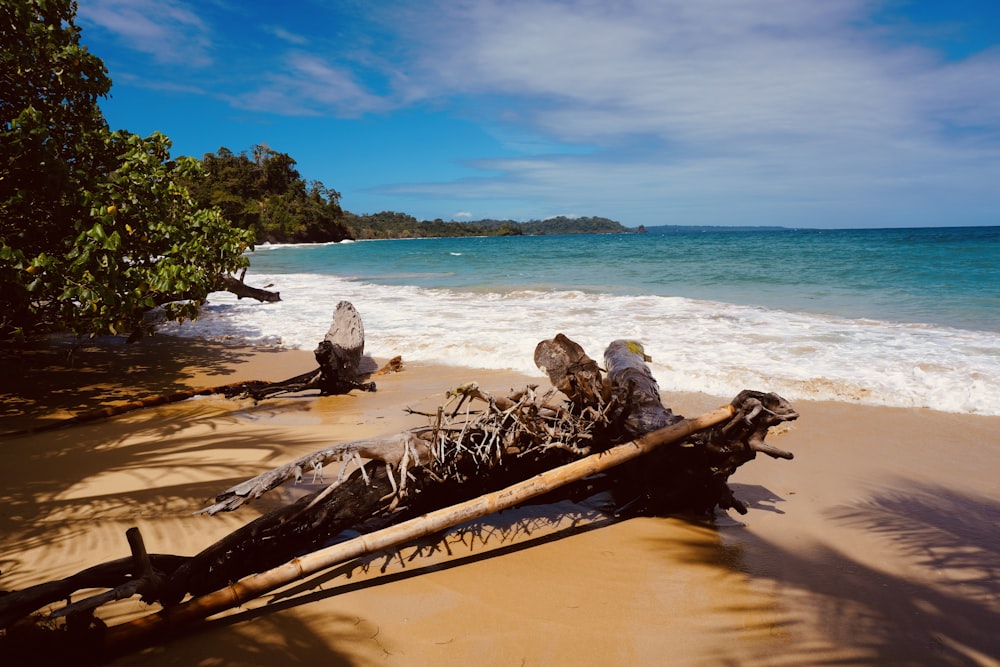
left=187, top=145, right=351, bottom=244
left=1, top=0, right=254, bottom=342
left=341, top=212, right=630, bottom=240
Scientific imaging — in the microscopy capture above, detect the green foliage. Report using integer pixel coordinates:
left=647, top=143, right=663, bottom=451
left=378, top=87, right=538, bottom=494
left=469, top=216, right=628, bottom=235
left=1, top=0, right=253, bottom=341
left=188, top=145, right=351, bottom=243
left=340, top=211, right=503, bottom=239
left=187, top=146, right=629, bottom=244
left=341, top=212, right=629, bottom=239
left=342, top=211, right=447, bottom=239
left=518, top=216, right=628, bottom=235
left=495, top=222, right=524, bottom=236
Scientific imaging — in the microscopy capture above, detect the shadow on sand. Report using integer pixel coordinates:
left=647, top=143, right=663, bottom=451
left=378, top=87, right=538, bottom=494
left=200, top=479, right=1000, bottom=666
left=702, top=481, right=1000, bottom=666
left=0, top=335, right=299, bottom=432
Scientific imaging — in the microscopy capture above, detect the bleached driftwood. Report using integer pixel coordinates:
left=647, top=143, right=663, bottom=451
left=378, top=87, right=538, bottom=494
left=216, top=272, right=281, bottom=302
left=198, top=431, right=432, bottom=515
left=241, top=301, right=377, bottom=399
left=0, top=332, right=797, bottom=661
left=104, top=405, right=738, bottom=650
left=160, top=335, right=795, bottom=603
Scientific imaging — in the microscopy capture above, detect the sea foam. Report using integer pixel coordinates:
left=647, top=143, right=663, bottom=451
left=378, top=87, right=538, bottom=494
left=162, top=271, right=1000, bottom=416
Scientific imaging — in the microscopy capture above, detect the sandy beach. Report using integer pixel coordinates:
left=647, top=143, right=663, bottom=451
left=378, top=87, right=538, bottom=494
left=1, top=337, right=998, bottom=666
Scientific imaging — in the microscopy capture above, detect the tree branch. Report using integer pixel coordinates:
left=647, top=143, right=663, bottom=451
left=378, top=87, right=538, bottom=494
left=216, top=273, right=281, bottom=302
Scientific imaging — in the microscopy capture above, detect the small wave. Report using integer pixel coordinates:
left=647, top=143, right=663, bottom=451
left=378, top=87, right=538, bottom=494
left=164, top=272, right=1000, bottom=416
left=253, top=240, right=343, bottom=251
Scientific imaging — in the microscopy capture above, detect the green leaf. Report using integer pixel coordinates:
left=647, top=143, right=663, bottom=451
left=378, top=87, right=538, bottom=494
left=1, top=1, right=256, bottom=340
left=103, top=230, right=121, bottom=250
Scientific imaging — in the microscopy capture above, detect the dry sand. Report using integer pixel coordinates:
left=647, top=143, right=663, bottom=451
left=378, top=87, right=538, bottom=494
left=1, top=337, right=997, bottom=666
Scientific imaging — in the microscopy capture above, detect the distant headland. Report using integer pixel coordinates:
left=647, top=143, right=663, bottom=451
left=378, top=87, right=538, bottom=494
left=341, top=212, right=634, bottom=240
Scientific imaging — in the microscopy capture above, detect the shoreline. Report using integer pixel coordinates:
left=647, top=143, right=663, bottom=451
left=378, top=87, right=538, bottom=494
left=161, top=233, right=1000, bottom=416
left=1, top=338, right=998, bottom=664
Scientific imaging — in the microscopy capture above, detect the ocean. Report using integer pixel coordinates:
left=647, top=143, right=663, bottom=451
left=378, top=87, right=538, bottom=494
left=163, top=226, right=1000, bottom=416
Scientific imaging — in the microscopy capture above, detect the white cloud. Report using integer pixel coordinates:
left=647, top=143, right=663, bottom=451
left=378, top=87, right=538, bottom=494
left=79, top=0, right=213, bottom=66
left=234, top=53, right=389, bottom=117
left=265, top=25, right=309, bottom=46
left=78, top=0, right=1000, bottom=225
left=369, top=0, right=1000, bottom=225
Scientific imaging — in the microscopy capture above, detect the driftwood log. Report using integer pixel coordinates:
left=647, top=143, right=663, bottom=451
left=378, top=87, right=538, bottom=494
left=0, top=303, right=383, bottom=438
left=0, top=330, right=797, bottom=661
left=216, top=272, right=281, bottom=303
left=106, top=405, right=740, bottom=650
left=239, top=300, right=377, bottom=400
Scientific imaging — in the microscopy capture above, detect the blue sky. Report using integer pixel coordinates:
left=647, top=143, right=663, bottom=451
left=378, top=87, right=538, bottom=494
left=76, top=0, right=1000, bottom=228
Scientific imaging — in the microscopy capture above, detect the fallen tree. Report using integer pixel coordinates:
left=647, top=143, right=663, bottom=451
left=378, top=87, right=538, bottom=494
left=215, top=271, right=281, bottom=303
left=0, top=302, right=395, bottom=438
left=0, top=314, right=797, bottom=661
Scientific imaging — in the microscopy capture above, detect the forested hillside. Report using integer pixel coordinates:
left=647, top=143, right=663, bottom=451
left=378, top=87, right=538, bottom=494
left=344, top=212, right=631, bottom=239
left=187, top=146, right=352, bottom=244
left=188, top=147, right=632, bottom=242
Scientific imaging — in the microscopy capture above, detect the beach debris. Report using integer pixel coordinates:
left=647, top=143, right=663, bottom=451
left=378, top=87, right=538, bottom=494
left=375, top=355, right=404, bottom=375
left=104, top=405, right=742, bottom=650
left=0, top=333, right=797, bottom=658
left=313, top=300, right=374, bottom=394
left=0, top=302, right=387, bottom=438
left=236, top=300, right=378, bottom=399
left=216, top=269, right=281, bottom=303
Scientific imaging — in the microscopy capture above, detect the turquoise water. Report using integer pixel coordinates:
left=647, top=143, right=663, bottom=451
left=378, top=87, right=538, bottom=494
left=250, top=227, right=1000, bottom=333
left=168, top=226, right=1000, bottom=414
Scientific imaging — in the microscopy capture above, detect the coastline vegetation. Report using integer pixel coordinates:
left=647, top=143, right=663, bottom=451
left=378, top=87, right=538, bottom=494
left=0, top=0, right=628, bottom=343
left=187, top=145, right=633, bottom=242
left=1, top=0, right=253, bottom=342
left=341, top=211, right=630, bottom=239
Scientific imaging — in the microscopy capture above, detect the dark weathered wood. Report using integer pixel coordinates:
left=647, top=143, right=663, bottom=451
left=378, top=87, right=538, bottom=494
left=604, top=339, right=679, bottom=436
left=0, top=554, right=189, bottom=629
left=0, top=333, right=798, bottom=659
left=615, top=387, right=797, bottom=516
left=183, top=338, right=796, bottom=597
left=534, top=333, right=604, bottom=410
left=106, top=405, right=738, bottom=650
left=170, top=339, right=798, bottom=608
left=47, top=527, right=167, bottom=620
left=161, top=463, right=434, bottom=605
left=313, top=301, right=376, bottom=394
left=198, top=431, right=432, bottom=514
left=234, top=302, right=382, bottom=399
left=216, top=273, right=281, bottom=302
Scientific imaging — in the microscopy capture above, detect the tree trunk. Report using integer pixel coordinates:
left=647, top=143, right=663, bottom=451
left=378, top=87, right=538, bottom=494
left=313, top=301, right=375, bottom=394
left=216, top=273, right=281, bottom=302
left=105, top=406, right=737, bottom=651
left=0, top=332, right=799, bottom=659
left=604, top=339, right=680, bottom=436
left=534, top=333, right=604, bottom=410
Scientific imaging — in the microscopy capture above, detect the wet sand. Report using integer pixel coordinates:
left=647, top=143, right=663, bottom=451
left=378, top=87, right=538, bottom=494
left=1, top=337, right=997, bottom=666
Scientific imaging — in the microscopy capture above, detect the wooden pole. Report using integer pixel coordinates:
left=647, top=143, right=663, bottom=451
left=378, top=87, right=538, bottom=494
left=104, top=404, right=735, bottom=650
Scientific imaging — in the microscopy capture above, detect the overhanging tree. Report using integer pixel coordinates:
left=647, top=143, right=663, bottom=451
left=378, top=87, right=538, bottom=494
left=1, top=0, right=258, bottom=342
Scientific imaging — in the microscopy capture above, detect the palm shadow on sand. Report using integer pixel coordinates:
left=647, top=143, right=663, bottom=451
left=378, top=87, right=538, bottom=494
left=0, top=335, right=288, bottom=431
left=707, top=481, right=1000, bottom=666
left=201, top=479, right=999, bottom=666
